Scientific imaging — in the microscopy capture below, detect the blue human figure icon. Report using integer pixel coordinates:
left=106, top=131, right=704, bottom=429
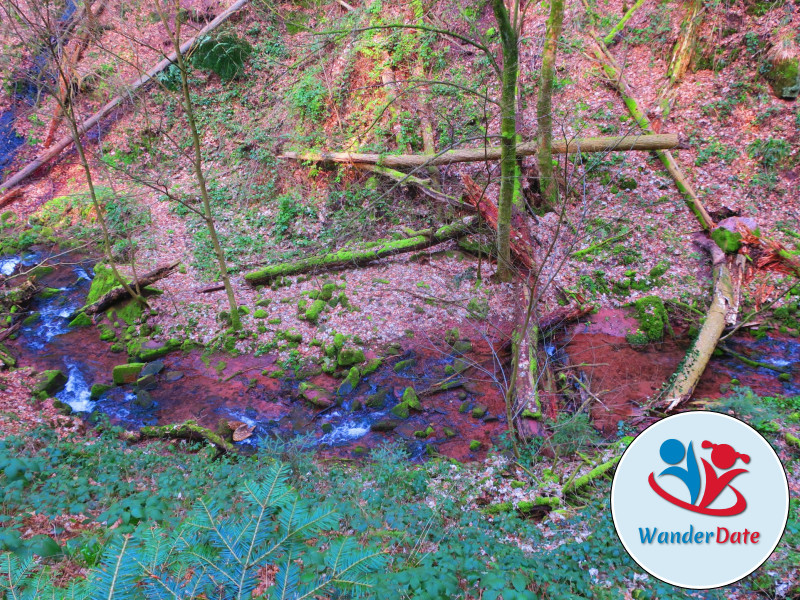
left=658, top=438, right=701, bottom=505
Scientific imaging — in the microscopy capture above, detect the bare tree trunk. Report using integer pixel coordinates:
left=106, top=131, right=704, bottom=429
left=155, top=0, right=241, bottom=330
left=536, top=0, right=565, bottom=209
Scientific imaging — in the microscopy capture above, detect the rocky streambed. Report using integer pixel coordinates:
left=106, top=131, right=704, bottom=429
left=3, top=248, right=798, bottom=460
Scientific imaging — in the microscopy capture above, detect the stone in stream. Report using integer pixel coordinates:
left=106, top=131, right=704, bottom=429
left=112, top=363, right=145, bottom=385
left=298, top=382, right=334, bottom=408
left=133, top=390, right=154, bottom=409
left=164, top=371, right=184, bottom=382
left=140, top=360, right=165, bottom=378
left=33, top=370, right=68, bottom=395
left=136, top=374, right=157, bottom=390
left=90, top=383, right=113, bottom=399
left=337, top=366, right=360, bottom=396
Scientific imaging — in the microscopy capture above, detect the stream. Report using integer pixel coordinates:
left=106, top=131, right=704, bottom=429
left=5, top=249, right=506, bottom=459
left=3, top=249, right=798, bottom=458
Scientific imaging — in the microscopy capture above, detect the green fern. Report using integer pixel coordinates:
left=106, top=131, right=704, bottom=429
left=190, top=34, right=252, bottom=80
left=1, top=463, right=385, bottom=599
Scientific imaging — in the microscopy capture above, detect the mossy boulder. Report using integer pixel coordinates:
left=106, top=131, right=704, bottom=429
left=469, top=439, right=482, bottom=451
left=68, top=312, right=92, bottom=328
left=0, top=344, right=17, bottom=368
left=304, top=299, right=327, bottom=324
left=254, top=308, right=268, bottom=319
left=401, top=387, right=421, bottom=410
left=371, top=419, right=401, bottom=432
left=337, top=366, right=360, bottom=395
left=90, top=383, right=113, bottom=399
left=337, top=347, right=364, bottom=367
left=362, top=358, right=382, bottom=375
left=471, top=404, right=487, bottom=418
left=112, top=363, right=145, bottom=385
left=133, top=390, right=154, bottom=409
left=22, top=312, right=41, bottom=326
left=414, top=425, right=435, bottom=438
left=298, top=382, right=334, bottom=408
left=366, top=389, right=388, bottom=408
left=764, top=39, right=799, bottom=99
left=393, top=358, right=416, bottom=372
left=98, top=323, right=117, bottom=342
left=632, top=296, right=671, bottom=342
left=86, top=263, right=122, bottom=305
left=390, top=402, right=410, bottom=419
left=33, top=370, right=67, bottom=395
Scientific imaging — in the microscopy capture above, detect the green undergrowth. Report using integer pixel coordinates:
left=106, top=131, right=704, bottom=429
left=2, top=404, right=796, bottom=598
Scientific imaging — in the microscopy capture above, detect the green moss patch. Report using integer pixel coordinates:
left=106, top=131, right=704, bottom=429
left=112, top=363, right=145, bottom=385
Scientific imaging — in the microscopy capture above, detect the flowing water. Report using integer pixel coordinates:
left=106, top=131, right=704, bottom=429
left=6, top=250, right=506, bottom=459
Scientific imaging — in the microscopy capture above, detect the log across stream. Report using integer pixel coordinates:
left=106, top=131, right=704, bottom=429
left=4, top=249, right=798, bottom=459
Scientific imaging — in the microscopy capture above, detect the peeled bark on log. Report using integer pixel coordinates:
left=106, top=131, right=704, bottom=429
left=81, top=260, right=180, bottom=315
left=0, top=0, right=250, bottom=194
left=463, top=174, right=534, bottom=270
left=589, top=36, right=715, bottom=230
left=138, top=421, right=235, bottom=454
left=279, top=134, right=679, bottom=168
left=664, top=0, right=703, bottom=90
left=244, top=218, right=477, bottom=285
left=660, top=235, right=734, bottom=411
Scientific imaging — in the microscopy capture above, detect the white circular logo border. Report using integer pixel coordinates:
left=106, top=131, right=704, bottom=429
left=610, top=411, right=790, bottom=590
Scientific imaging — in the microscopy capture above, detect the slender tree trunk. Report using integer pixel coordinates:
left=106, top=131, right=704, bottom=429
left=491, top=0, right=520, bottom=282
left=155, top=0, right=241, bottom=330
left=537, top=0, right=565, bottom=209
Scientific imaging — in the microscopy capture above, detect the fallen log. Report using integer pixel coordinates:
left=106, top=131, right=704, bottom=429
left=0, top=0, right=250, bottom=193
left=462, top=174, right=534, bottom=270
left=244, top=217, right=477, bottom=285
left=138, top=420, right=235, bottom=454
left=589, top=35, right=715, bottom=230
left=80, top=260, right=180, bottom=315
left=659, top=234, right=734, bottom=411
left=602, top=0, right=644, bottom=45
left=352, top=163, right=469, bottom=208
left=562, top=455, right=621, bottom=495
left=196, top=283, right=225, bottom=294
left=279, top=134, right=679, bottom=168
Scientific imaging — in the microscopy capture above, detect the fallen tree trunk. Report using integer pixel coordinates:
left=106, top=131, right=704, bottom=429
left=602, top=0, right=644, bottom=45
left=138, top=421, right=235, bottom=454
left=0, top=0, right=250, bottom=193
left=81, top=260, right=180, bottom=315
left=244, top=218, right=477, bottom=285
left=589, top=35, right=715, bottom=230
left=659, top=235, right=734, bottom=411
left=279, top=134, right=679, bottom=168
left=463, top=174, right=534, bottom=270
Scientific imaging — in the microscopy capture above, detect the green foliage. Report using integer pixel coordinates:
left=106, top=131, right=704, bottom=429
left=190, top=34, right=252, bottom=80
left=288, top=68, right=328, bottom=121
left=695, top=139, right=738, bottom=166
left=747, top=137, right=792, bottom=170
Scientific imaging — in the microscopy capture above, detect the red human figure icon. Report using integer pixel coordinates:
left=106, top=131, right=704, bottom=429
left=698, top=441, right=750, bottom=511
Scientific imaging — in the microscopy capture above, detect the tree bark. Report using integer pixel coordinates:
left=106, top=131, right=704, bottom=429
left=244, top=218, right=477, bottom=284
left=462, top=174, right=533, bottom=270
left=491, top=0, right=519, bottom=281
left=664, top=0, right=703, bottom=90
left=659, top=235, right=734, bottom=411
left=536, top=0, right=564, bottom=209
left=0, top=0, right=250, bottom=194
left=80, top=260, right=180, bottom=315
left=279, top=134, right=679, bottom=167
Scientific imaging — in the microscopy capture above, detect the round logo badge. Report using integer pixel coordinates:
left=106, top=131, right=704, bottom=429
left=611, top=411, right=789, bottom=589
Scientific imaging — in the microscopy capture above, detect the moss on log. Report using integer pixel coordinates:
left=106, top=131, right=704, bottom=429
left=244, top=218, right=476, bottom=285
left=80, top=261, right=179, bottom=316
left=139, top=420, right=235, bottom=454
left=562, top=455, right=621, bottom=495
left=280, top=135, right=679, bottom=167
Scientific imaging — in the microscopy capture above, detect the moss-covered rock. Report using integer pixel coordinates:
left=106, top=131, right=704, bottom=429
left=469, top=439, right=481, bottom=451
left=366, top=389, right=388, bottom=408
left=337, top=347, right=364, bottom=367
left=371, top=419, right=400, bottom=432
left=98, top=323, right=117, bottom=342
left=471, top=404, right=487, bottom=418
left=443, top=427, right=456, bottom=438
left=711, top=227, right=743, bottom=254
left=414, top=425, right=435, bottom=438
left=321, top=282, right=336, bottom=301
left=337, top=366, right=360, bottom=395
left=362, top=358, right=382, bottom=375
left=68, top=312, right=92, bottom=328
left=401, top=387, right=421, bottom=410
left=390, top=402, right=410, bottom=418
left=33, top=370, right=67, bottom=395
left=632, top=296, right=670, bottom=342
left=304, top=299, right=327, bottom=324
left=298, top=382, right=334, bottom=408
left=112, top=363, right=145, bottom=385
left=22, top=312, right=40, bottom=326
left=90, top=383, right=113, bottom=399
left=0, top=344, right=17, bottom=368
left=393, top=358, right=416, bottom=372
left=254, top=308, right=268, bottom=319
left=86, top=263, right=121, bottom=305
